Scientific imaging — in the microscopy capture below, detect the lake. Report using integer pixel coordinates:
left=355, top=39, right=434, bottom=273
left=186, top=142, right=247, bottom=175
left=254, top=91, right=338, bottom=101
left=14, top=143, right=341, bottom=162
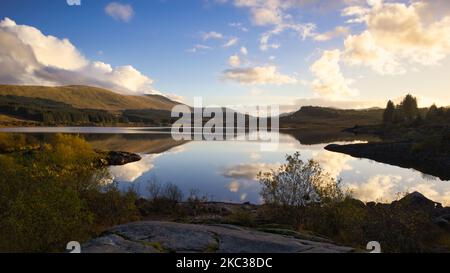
left=2, top=127, right=449, bottom=205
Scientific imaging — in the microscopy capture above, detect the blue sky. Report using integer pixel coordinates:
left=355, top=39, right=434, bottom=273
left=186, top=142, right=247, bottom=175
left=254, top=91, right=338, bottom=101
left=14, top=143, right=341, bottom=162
left=1, top=0, right=450, bottom=110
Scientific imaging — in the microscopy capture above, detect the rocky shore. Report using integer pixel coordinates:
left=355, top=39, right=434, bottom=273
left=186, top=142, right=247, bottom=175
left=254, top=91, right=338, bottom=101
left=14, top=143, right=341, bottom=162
left=82, top=192, right=450, bottom=253
left=82, top=221, right=355, bottom=253
left=325, top=142, right=450, bottom=180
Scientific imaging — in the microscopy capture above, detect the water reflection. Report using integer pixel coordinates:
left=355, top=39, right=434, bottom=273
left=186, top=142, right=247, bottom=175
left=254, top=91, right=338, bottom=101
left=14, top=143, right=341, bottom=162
left=96, top=132, right=449, bottom=205
left=2, top=127, right=448, bottom=205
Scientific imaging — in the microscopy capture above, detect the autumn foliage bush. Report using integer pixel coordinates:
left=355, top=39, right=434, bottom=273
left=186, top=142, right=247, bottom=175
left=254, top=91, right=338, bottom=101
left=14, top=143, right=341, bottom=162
left=0, top=134, right=140, bottom=252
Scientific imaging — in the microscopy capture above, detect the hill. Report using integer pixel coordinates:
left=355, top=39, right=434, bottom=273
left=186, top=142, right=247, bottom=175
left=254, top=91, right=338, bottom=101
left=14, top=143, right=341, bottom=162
left=280, top=106, right=383, bottom=130
left=0, top=85, right=185, bottom=126
left=0, top=85, right=180, bottom=111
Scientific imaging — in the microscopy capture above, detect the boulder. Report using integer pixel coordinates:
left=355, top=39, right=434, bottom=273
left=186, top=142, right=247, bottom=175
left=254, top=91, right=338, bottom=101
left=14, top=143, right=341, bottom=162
left=104, top=151, right=142, bottom=166
left=393, top=191, right=442, bottom=212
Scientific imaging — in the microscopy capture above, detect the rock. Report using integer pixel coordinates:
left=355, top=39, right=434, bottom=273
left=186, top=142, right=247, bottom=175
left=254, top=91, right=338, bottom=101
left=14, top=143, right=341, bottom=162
left=433, top=217, right=449, bottom=229
left=104, top=151, right=142, bottom=166
left=82, top=221, right=354, bottom=253
left=439, top=214, right=450, bottom=221
left=82, top=234, right=159, bottom=253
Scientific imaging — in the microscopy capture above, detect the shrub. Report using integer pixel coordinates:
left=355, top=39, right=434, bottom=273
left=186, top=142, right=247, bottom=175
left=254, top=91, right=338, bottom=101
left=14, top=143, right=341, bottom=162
left=0, top=133, right=34, bottom=153
left=227, top=209, right=256, bottom=227
left=256, top=152, right=450, bottom=252
left=138, top=179, right=184, bottom=216
left=83, top=184, right=141, bottom=234
left=0, top=137, right=96, bottom=252
left=0, top=134, right=140, bottom=252
left=147, top=179, right=183, bottom=203
left=303, top=198, right=367, bottom=247
left=257, top=152, right=345, bottom=226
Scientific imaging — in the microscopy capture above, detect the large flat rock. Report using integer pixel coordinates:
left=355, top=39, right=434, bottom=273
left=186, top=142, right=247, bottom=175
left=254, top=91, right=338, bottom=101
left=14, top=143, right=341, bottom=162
left=82, top=221, right=354, bottom=253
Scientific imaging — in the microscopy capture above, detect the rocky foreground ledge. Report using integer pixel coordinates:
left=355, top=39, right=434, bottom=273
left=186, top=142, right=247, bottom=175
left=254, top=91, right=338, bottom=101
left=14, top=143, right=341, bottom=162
left=82, top=221, right=354, bottom=253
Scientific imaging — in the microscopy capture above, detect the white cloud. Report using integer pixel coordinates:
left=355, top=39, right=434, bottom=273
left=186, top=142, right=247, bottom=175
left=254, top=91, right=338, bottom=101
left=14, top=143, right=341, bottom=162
left=222, top=65, right=297, bottom=85
left=232, top=0, right=290, bottom=26
left=231, top=0, right=318, bottom=51
left=67, top=0, right=81, bottom=6
left=109, top=154, right=160, bottom=182
left=251, top=7, right=283, bottom=26
left=223, top=37, right=238, bottom=47
left=346, top=173, right=450, bottom=205
left=343, top=31, right=405, bottom=75
left=84, top=62, right=154, bottom=93
left=105, top=2, right=134, bottom=22
left=228, top=180, right=240, bottom=192
left=0, top=18, right=159, bottom=95
left=259, top=22, right=316, bottom=51
left=342, top=1, right=450, bottom=74
left=0, top=17, right=87, bottom=70
left=222, top=162, right=280, bottom=180
left=109, top=146, right=187, bottom=183
left=165, top=93, right=186, bottom=104
left=313, top=26, right=349, bottom=42
left=341, top=5, right=370, bottom=23
left=229, top=22, right=249, bottom=32
left=310, top=49, right=358, bottom=100
left=347, top=175, right=402, bottom=203
left=260, top=33, right=281, bottom=51
left=313, top=151, right=353, bottom=179
left=240, top=46, right=248, bottom=55
left=228, top=54, right=241, bottom=67
left=202, top=31, right=224, bottom=40
left=188, top=44, right=213, bottom=53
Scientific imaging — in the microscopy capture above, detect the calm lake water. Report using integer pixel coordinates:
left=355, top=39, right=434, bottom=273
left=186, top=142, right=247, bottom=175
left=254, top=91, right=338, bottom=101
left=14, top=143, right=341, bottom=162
left=2, top=127, right=449, bottom=205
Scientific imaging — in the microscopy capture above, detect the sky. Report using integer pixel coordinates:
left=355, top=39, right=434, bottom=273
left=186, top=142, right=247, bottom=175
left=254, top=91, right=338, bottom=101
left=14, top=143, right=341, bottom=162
left=0, top=0, right=450, bottom=111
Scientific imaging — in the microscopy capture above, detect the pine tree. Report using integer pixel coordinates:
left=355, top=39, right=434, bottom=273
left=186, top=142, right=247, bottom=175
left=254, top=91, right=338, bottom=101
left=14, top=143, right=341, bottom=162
left=400, top=94, right=419, bottom=121
left=426, top=104, right=438, bottom=121
left=383, top=100, right=396, bottom=124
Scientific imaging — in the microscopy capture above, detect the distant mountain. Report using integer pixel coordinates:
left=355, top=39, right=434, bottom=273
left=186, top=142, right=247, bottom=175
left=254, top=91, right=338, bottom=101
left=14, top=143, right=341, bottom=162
left=0, top=85, right=185, bottom=126
left=0, top=86, right=385, bottom=128
left=280, top=106, right=383, bottom=130
left=0, top=85, right=181, bottom=111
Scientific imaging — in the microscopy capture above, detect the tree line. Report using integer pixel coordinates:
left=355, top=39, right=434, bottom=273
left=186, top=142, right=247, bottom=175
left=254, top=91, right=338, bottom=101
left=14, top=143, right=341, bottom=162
left=383, top=94, right=450, bottom=124
left=0, top=95, right=124, bottom=125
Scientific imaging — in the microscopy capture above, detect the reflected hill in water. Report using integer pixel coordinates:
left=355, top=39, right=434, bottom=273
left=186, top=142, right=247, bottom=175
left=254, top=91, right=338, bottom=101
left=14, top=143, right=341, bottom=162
left=83, top=129, right=378, bottom=155
left=282, top=129, right=380, bottom=145
left=84, top=133, right=188, bottom=154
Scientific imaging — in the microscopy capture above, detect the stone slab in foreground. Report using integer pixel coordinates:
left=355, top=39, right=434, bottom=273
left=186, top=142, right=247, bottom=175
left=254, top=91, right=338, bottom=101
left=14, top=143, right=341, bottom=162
left=82, top=221, right=354, bottom=253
